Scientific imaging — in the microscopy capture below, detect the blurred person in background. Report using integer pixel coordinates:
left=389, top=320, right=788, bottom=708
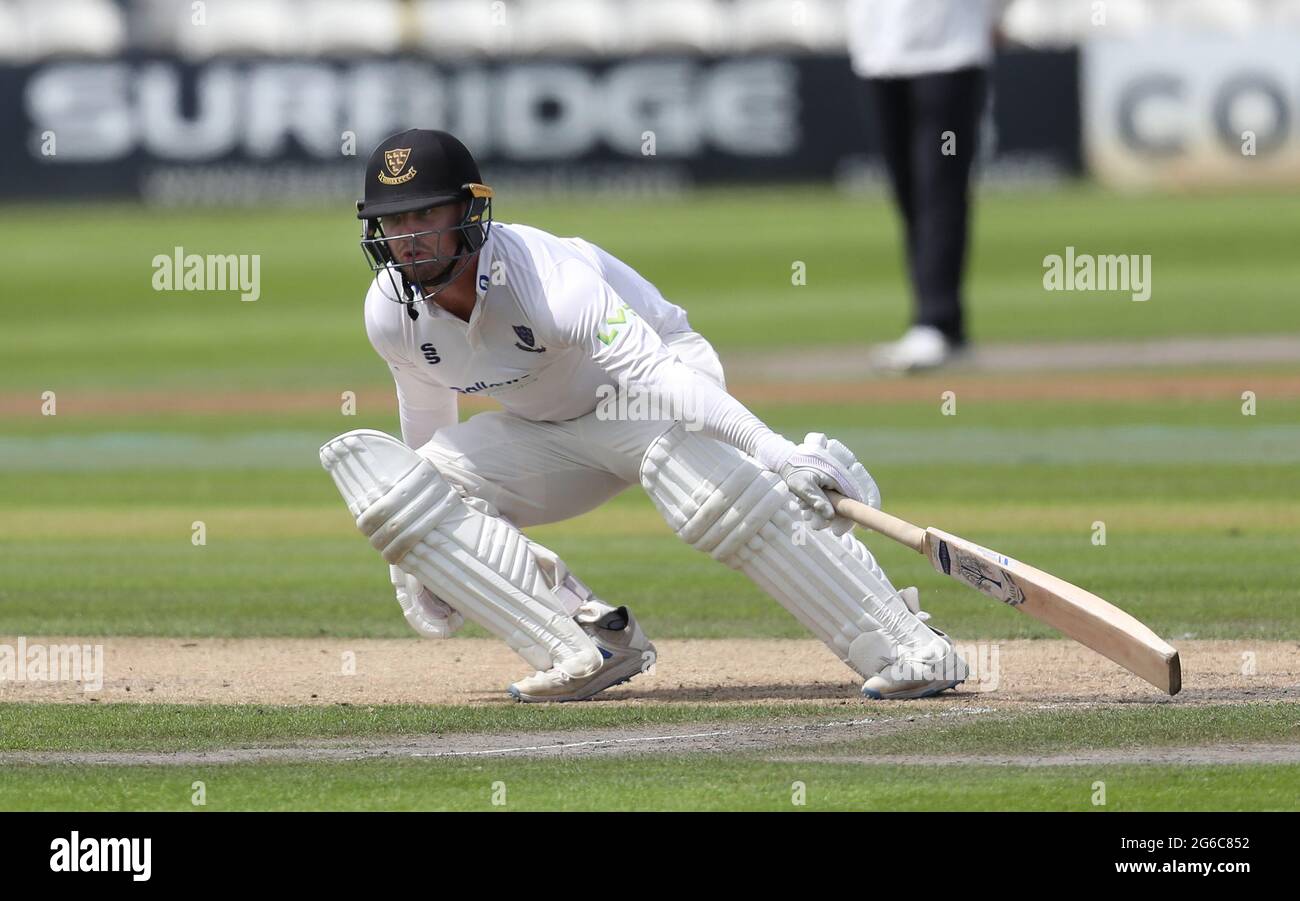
left=849, top=0, right=1006, bottom=372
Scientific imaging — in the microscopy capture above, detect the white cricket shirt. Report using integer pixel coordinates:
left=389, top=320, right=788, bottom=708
left=363, top=221, right=794, bottom=468
left=847, top=0, right=1003, bottom=78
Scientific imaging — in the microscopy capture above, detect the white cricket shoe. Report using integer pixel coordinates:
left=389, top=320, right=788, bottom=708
left=861, top=587, right=968, bottom=699
left=861, top=633, right=968, bottom=700
left=872, top=325, right=965, bottom=373
left=508, top=605, right=656, bottom=703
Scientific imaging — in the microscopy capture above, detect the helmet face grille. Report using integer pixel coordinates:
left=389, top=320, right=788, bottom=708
left=359, top=194, right=493, bottom=308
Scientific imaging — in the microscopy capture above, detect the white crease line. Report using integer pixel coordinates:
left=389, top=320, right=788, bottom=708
left=410, top=729, right=736, bottom=759
left=0, top=706, right=1001, bottom=765
left=403, top=706, right=997, bottom=760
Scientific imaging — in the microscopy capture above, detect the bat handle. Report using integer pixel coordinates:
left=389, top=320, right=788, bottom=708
left=825, top=491, right=928, bottom=554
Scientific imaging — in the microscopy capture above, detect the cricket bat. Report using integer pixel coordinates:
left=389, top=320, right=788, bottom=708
left=826, top=492, right=1181, bottom=695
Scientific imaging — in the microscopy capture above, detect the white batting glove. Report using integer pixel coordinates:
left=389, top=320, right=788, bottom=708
left=390, top=565, right=464, bottom=639
left=777, top=433, right=881, bottom=534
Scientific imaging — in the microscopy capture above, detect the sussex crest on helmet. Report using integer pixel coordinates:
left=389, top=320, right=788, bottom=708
left=384, top=148, right=411, bottom=176
left=379, top=148, right=417, bottom=185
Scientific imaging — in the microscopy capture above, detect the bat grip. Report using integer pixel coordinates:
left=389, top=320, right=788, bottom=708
left=825, top=491, right=928, bottom=554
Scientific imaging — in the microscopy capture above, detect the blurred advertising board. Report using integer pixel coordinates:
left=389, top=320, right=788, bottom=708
left=0, top=51, right=1080, bottom=203
left=1084, top=32, right=1300, bottom=189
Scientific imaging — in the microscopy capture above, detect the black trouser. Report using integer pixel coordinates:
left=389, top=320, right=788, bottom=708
left=864, top=66, right=986, bottom=345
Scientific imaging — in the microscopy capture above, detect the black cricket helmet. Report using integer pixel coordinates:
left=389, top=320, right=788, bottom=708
left=357, top=129, right=493, bottom=312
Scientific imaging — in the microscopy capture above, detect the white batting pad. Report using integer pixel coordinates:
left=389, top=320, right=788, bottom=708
left=321, top=429, right=601, bottom=676
left=640, top=424, right=940, bottom=679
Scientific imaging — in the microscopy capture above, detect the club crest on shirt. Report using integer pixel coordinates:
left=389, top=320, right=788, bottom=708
left=513, top=324, right=546, bottom=353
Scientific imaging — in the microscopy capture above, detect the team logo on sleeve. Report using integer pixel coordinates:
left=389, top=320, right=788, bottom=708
left=378, top=148, right=417, bottom=185
left=513, top=325, right=546, bottom=353
left=596, top=301, right=631, bottom=346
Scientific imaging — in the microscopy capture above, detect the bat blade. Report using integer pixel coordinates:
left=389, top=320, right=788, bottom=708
left=924, top=528, right=1181, bottom=695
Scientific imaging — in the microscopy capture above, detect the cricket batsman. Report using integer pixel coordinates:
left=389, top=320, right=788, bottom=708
left=321, top=129, right=968, bottom=702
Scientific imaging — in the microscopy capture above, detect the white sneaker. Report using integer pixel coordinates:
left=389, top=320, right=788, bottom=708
left=861, top=587, right=967, bottom=699
left=861, top=632, right=967, bottom=700
left=872, top=325, right=964, bottom=373
left=508, top=606, right=656, bottom=703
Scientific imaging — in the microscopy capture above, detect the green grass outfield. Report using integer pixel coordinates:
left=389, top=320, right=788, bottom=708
left=3, top=760, right=1296, bottom=811
left=2, top=186, right=1299, bottom=391
left=1, top=391, right=1295, bottom=639
left=1, top=188, right=1298, bottom=811
left=2, top=704, right=1296, bottom=811
left=0, top=700, right=1294, bottom=755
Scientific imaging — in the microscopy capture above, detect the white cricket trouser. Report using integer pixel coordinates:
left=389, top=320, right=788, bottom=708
left=416, top=332, right=727, bottom=526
